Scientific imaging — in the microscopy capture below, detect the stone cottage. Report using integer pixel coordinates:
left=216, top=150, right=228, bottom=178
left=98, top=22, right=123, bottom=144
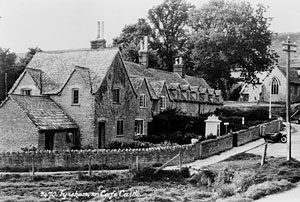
left=0, top=33, right=222, bottom=151
left=125, top=37, right=223, bottom=137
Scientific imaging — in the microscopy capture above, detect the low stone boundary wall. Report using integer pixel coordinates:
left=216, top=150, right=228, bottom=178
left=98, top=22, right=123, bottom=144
left=0, top=120, right=282, bottom=171
left=0, top=145, right=196, bottom=171
left=197, top=134, right=233, bottom=159
left=235, top=119, right=281, bottom=146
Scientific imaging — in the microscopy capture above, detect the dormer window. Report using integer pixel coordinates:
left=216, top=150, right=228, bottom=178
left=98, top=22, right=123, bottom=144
left=21, top=88, right=32, bottom=96
left=187, top=90, right=191, bottom=100
left=112, top=89, right=120, bottom=104
left=139, top=94, right=146, bottom=108
left=72, top=88, right=79, bottom=105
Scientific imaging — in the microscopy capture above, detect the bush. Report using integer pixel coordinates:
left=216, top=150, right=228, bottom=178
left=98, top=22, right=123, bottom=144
left=131, top=166, right=190, bottom=181
left=217, top=184, right=236, bottom=198
left=105, top=139, right=154, bottom=149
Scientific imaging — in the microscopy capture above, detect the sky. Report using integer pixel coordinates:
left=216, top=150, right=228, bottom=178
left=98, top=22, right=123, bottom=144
left=0, top=0, right=300, bottom=53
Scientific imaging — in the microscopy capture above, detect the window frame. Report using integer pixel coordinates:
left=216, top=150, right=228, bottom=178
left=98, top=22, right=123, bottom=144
left=112, top=88, right=120, bottom=104
left=21, top=88, right=32, bottom=96
left=116, top=120, right=124, bottom=136
left=71, top=88, right=80, bottom=105
left=139, top=94, right=147, bottom=108
left=134, top=119, right=144, bottom=136
left=160, top=96, right=166, bottom=110
left=271, top=78, right=279, bottom=95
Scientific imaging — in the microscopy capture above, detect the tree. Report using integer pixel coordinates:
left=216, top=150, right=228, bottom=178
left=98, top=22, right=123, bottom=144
left=113, top=18, right=158, bottom=66
left=188, top=0, right=278, bottom=97
left=0, top=48, right=18, bottom=102
left=0, top=47, right=41, bottom=103
left=148, top=0, right=194, bottom=71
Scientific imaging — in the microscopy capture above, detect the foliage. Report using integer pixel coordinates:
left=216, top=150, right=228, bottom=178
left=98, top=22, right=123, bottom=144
left=244, top=180, right=295, bottom=200
left=113, top=18, right=159, bottom=67
left=188, top=0, right=278, bottom=96
left=105, top=139, right=154, bottom=150
left=0, top=48, right=18, bottom=102
left=148, top=0, right=194, bottom=71
left=0, top=47, right=41, bottom=103
left=229, top=85, right=243, bottom=101
left=131, top=166, right=190, bottom=181
left=217, top=184, right=236, bottom=198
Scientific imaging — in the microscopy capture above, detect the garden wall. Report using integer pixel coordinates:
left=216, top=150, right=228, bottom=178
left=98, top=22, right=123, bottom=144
left=0, top=120, right=282, bottom=172
left=0, top=145, right=196, bottom=172
left=235, top=119, right=281, bottom=146
left=198, top=134, right=233, bottom=159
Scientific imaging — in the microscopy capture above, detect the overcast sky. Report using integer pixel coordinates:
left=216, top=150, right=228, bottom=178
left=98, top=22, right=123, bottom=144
left=0, top=0, right=300, bottom=53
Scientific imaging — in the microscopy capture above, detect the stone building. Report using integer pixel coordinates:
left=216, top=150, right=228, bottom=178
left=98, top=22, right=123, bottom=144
left=0, top=33, right=223, bottom=151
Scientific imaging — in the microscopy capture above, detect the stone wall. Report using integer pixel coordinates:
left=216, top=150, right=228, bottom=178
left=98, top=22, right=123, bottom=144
left=0, top=99, right=39, bottom=152
left=198, top=134, right=233, bottom=159
left=0, top=145, right=196, bottom=171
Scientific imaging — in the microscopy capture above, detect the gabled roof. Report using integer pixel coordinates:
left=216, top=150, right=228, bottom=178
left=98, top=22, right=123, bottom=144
left=124, top=61, right=213, bottom=98
left=9, top=95, right=78, bottom=131
left=149, top=80, right=165, bottom=98
left=26, top=48, right=120, bottom=94
left=278, top=66, right=300, bottom=84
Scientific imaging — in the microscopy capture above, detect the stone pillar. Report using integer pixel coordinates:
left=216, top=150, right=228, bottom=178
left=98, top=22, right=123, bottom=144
left=205, top=115, right=222, bottom=138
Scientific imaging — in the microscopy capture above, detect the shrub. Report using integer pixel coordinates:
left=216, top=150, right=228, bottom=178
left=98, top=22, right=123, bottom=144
left=105, top=139, right=154, bottom=149
left=131, top=166, right=190, bottom=181
left=217, top=184, right=236, bottom=198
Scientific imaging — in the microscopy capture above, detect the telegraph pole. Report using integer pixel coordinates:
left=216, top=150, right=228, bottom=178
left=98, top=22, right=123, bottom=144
left=283, top=36, right=297, bottom=161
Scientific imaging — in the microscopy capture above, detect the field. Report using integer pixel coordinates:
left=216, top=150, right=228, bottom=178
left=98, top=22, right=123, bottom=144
left=0, top=153, right=300, bottom=202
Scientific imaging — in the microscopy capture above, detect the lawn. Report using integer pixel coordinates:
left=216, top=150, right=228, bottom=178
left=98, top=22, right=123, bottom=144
left=0, top=153, right=299, bottom=202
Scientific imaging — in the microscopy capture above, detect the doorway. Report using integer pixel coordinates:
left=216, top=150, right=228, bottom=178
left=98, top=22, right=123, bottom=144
left=98, top=122, right=105, bottom=149
left=45, top=132, right=54, bottom=150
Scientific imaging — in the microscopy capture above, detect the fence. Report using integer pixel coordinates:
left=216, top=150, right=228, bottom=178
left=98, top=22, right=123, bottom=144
left=0, top=120, right=282, bottom=171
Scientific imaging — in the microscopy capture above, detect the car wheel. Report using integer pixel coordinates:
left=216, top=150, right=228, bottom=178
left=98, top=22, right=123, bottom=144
left=280, top=136, right=287, bottom=143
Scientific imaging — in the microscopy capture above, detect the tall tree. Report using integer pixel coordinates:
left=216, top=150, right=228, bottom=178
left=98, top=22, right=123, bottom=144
left=188, top=0, right=278, bottom=97
left=148, top=0, right=194, bottom=71
left=0, top=48, right=18, bottom=102
left=113, top=18, right=159, bottom=66
left=0, top=47, right=41, bottom=102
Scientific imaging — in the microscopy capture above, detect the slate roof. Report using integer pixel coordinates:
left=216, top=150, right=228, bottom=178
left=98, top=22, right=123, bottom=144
left=278, top=66, right=300, bottom=84
left=125, top=61, right=211, bottom=91
left=26, top=48, right=119, bottom=94
left=9, top=95, right=78, bottom=131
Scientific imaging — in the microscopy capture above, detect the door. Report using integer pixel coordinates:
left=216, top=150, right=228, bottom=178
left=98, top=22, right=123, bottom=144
left=45, top=132, right=54, bottom=150
left=98, top=122, right=105, bottom=149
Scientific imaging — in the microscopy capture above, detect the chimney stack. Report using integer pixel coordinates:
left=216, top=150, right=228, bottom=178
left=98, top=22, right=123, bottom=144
left=173, top=57, right=185, bottom=78
left=91, top=21, right=106, bottom=49
left=138, top=36, right=149, bottom=68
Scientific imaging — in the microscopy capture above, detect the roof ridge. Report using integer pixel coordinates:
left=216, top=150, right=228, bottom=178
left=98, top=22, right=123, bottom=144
left=40, top=47, right=119, bottom=54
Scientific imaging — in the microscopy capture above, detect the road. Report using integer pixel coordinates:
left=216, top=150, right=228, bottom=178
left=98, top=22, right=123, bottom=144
left=247, top=123, right=300, bottom=202
left=247, top=123, right=300, bottom=161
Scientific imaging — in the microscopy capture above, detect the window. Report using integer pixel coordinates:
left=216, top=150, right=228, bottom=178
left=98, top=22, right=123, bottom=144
left=160, top=96, right=166, bottom=110
left=177, top=90, right=181, bottom=99
left=271, top=78, right=279, bottom=95
left=135, top=120, right=144, bottom=136
left=139, top=94, right=146, bottom=108
left=72, top=88, right=79, bottom=105
left=187, top=91, right=191, bottom=100
left=21, top=89, right=32, bottom=95
left=117, top=120, right=124, bottom=136
left=294, top=85, right=298, bottom=95
left=112, top=89, right=120, bottom=103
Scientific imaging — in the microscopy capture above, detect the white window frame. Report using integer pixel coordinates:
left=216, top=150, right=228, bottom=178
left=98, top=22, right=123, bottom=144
left=72, top=88, right=80, bottom=105
left=160, top=96, right=166, bottom=110
left=21, top=88, right=32, bottom=96
left=135, top=119, right=144, bottom=136
left=271, top=77, right=279, bottom=95
left=139, top=94, right=146, bottom=108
